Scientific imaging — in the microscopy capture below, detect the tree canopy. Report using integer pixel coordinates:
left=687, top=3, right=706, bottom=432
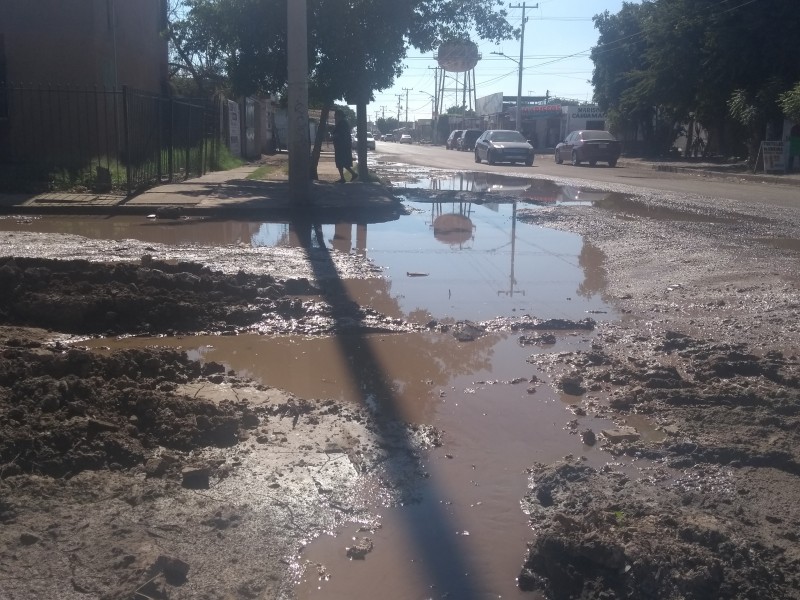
left=167, top=0, right=515, bottom=106
left=590, top=0, right=800, bottom=158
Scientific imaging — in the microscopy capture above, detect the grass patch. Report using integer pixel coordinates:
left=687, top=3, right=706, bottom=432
left=211, top=143, right=245, bottom=171
left=247, top=163, right=288, bottom=180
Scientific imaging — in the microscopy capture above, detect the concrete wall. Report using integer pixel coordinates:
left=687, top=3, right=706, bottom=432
left=0, top=0, right=168, bottom=93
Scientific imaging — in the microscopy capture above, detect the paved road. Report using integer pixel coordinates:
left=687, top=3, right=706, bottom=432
left=376, top=142, right=800, bottom=209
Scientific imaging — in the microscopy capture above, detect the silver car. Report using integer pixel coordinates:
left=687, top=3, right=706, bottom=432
left=474, top=130, right=534, bottom=166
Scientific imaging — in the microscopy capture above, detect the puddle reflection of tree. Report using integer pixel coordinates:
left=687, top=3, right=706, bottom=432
left=289, top=215, right=489, bottom=598
left=576, top=240, right=608, bottom=299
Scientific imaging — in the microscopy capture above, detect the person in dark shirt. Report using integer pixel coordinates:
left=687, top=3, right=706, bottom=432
left=333, top=109, right=358, bottom=183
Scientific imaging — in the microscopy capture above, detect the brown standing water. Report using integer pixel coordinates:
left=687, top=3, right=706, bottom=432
left=42, top=180, right=647, bottom=598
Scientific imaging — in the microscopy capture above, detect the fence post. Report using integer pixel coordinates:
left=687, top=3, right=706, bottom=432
left=122, top=85, right=132, bottom=195
left=157, top=97, right=163, bottom=182
left=185, top=106, right=191, bottom=180
left=166, top=97, right=173, bottom=182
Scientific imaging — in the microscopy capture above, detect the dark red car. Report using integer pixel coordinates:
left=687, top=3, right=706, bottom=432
left=555, top=130, right=621, bottom=167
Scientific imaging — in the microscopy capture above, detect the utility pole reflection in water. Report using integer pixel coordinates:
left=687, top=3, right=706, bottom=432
left=498, top=201, right=525, bottom=298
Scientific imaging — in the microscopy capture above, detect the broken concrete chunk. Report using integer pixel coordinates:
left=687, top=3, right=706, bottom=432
left=601, top=426, right=641, bottom=444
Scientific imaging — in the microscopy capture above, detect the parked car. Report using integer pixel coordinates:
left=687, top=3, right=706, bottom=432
left=446, top=130, right=464, bottom=150
left=458, top=129, right=484, bottom=152
left=555, top=130, right=621, bottom=167
left=352, top=132, right=376, bottom=150
left=473, top=130, right=535, bottom=166
left=399, top=134, right=412, bottom=144
left=383, top=133, right=395, bottom=142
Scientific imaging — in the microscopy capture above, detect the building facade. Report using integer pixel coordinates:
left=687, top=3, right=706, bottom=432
left=0, top=0, right=169, bottom=93
left=473, top=92, right=608, bottom=150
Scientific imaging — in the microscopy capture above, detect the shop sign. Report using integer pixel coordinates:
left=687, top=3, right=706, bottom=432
left=760, top=141, right=785, bottom=172
left=569, top=106, right=605, bottom=119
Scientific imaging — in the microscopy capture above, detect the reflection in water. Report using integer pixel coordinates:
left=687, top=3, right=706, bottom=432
left=84, top=330, right=619, bottom=600
left=577, top=241, right=608, bottom=299
left=498, top=201, right=525, bottom=299
left=400, top=171, right=613, bottom=205
left=432, top=203, right=474, bottom=249
left=0, top=215, right=265, bottom=246
left=592, top=192, right=737, bottom=223
left=0, top=201, right=615, bottom=322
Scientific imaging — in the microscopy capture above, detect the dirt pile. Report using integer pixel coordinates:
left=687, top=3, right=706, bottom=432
left=515, top=190, right=800, bottom=599
left=0, top=254, right=436, bottom=599
left=518, top=324, right=800, bottom=598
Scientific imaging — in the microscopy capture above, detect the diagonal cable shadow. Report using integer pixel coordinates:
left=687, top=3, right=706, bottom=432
left=292, top=214, right=486, bottom=599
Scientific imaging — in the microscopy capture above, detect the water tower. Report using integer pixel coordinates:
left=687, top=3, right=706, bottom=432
left=435, top=40, right=480, bottom=123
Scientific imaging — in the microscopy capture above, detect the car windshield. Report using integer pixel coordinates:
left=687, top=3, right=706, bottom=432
left=581, top=131, right=615, bottom=141
left=490, top=131, right=526, bottom=142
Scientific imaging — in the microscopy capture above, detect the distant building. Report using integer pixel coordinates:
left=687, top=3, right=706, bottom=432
left=473, top=92, right=608, bottom=149
left=0, top=0, right=169, bottom=93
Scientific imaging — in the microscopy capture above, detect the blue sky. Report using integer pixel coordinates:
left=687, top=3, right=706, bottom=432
left=366, top=0, right=629, bottom=122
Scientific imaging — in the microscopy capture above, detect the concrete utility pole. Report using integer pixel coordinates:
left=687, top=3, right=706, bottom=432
left=396, top=95, right=402, bottom=122
left=509, top=2, right=537, bottom=132
left=287, top=0, right=310, bottom=203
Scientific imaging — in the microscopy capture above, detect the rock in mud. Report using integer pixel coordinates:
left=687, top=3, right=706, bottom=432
left=452, top=321, right=486, bottom=342
left=346, top=537, right=374, bottom=560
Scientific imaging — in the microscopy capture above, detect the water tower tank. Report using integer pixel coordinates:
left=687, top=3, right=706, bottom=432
left=436, top=40, right=480, bottom=73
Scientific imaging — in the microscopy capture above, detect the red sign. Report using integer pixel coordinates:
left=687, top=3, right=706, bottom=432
left=521, top=105, right=562, bottom=114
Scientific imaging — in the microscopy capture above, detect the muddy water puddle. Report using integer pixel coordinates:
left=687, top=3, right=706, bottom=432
left=21, top=175, right=635, bottom=596
left=82, top=331, right=644, bottom=599
left=392, top=169, right=612, bottom=206
left=1, top=200, right=613, bottom=323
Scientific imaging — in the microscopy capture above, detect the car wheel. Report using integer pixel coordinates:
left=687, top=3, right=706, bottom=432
left=608, top=159, right=618, bottom=167
left=571, top=151, right=581, bottom=166
left=555, top=149, right=563, bottom=164
left=589, top=160, right=597, bottom=167
left=488, top=150, right=496, bottom=165
left=474, top=150, right=481, bottom=163
left=525, top=158, right=534, bottom=166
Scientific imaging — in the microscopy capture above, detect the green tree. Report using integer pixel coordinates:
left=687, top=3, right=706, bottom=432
left=168, top=0, right=515, bottom=177
left=590, top=0, right=800, bottom=158
left=376, top=117, right=400, bottom=134
left=779, top=82, right=800, bottom=123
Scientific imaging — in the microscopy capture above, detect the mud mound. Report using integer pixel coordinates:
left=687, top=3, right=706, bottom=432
left=519, top=459, right=800, bottom=599
left=520, top=326, right=800, bottom=599
left=0, top=344, right=260, bottom=478
left=0, top=255, right=285, bottom=335
left=0, top=255, right=405, bottom=336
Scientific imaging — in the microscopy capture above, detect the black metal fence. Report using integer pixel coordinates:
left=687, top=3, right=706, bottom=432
left=0, top=84, right=221, bottom=195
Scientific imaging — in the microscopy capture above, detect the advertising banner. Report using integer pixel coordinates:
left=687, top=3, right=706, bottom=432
left=476, top=92, right=504, bottom=116
left=760, top=141, right=785, bottom=173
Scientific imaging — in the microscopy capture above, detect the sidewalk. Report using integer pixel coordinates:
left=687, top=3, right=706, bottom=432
left=617, top=156, right=800, bottom=186
left=0, top=153, right=402, bottom=220
left=0, top=153, right=798, bottom=218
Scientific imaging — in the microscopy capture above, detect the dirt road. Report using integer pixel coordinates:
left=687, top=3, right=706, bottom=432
left=1, top=154, right=799, bottom=599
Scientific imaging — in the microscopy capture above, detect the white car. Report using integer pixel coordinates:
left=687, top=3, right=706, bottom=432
left=399, top=134, right=412, bottom=144
left=351, top=132, right=376, bottom=150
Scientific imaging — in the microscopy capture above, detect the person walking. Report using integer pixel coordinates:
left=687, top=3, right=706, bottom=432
left=333, top=109, right=358, bottom=183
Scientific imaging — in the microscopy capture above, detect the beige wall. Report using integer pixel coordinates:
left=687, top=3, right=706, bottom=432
left=0, top=0, right=168, bottom=93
